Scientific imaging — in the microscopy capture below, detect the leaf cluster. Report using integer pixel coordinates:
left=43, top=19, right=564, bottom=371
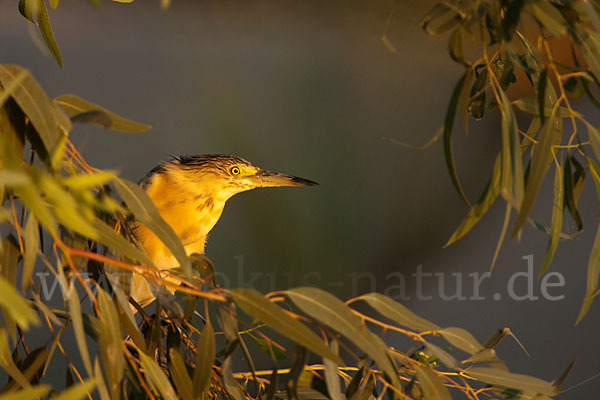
left=417, top=0, right=600, bottom=322
left=0, top=63, right=564, bottom=399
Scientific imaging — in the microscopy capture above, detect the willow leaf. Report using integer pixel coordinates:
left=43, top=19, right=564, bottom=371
left=286, top=287, right=400, bottom=387
left=229, top=288, right=343, bottom=364
left=55, top=94, right=150, bottom=133
left=446, top=156, right=501, bottom=246
left=540, top=163, right=564, bottom=276
left=466, top=367, right=555, bottom=395
left=415, top=365, right=451, bottom=400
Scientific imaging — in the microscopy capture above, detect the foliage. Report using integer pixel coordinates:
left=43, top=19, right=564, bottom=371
left=0, top=1, right=585, bottom=399
left=0, top=60, right=561, bottom=400
left=414, top=0, right=600, bottom=322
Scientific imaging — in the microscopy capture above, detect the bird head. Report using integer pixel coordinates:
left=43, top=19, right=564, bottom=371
left=141, top=154, right=318, bottom=205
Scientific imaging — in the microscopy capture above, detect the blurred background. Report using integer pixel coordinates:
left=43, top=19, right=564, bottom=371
left=2, top=0, right=599, bottom=396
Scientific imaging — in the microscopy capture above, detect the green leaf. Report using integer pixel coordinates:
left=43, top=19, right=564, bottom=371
left=461, top=348, right=500, bottom=364
left=138, top=351, right=178, bottom=400
left=443, top=72, right=472, bottom=206
left=169, top=348, right=193, bottom=400
left=537, top=68, right=548, bottom=123
left=529, top=1, right=567, bottom=37
left=89, top=216, right=154, bottom=266
left=0, top=170, right=29, bottom=186
left=499, top=89, right=524, bottom=209
left=586, top=157, right=600, bottom=212
left=446, top=156, right=501, bottom=246
left=55, top=94, right=151, bottom=133
left=466, top=367, right=555, bottom=395
left=0, top=70, right=28, bottom=108
left=18, top=0, right=36, bottom=22
left=229, top=288, right=343, bottom=364
left=421, top=3, right=462, bottom=35
left=35, top=0, right=63, bottom=67
left=0, top=329, right=30, bottom=388
left=354, top=292, right=439, bottom=332
left=190, top=253, right=216, bottom=288
left=97, top=289, right=124, bottom=400
left=0, top=275, right=39, bottom=330
left=67, top=285, right=93, bottom=376
left=436, top=327, right=484, bottom=355
left=424, top=341, right=458, bottom=368
left=577, top=219, right=600, bottom=324
left=563, top=156, right=584, bottom=232
left=414, top=365, right=451, bottom=400
left=1, top=346, right=48, bottom=392
left=513, top=98, right=577, bottom=118
left=513, top=112, right=561, bottom=237
left=490, top=203, right=512, bottom=272
left=0, top=65, right=62, bottom=157
left=222, top=355, right=244, bottom=400
left=457, top=69, right=473, bottom=135
left=539, top=163, right=564, bottom=276
left=61, top=171, right=116, bottom=191
left=113, top=177, right=190, bottom=276
left=285, top=287, right=401, bottom=387
left=0, top=385, right=50, bottom=400
left=448, top=27, right=468, bottom=67
left=21, top=213, right=39, bottom=292
left=250, top=334, right=287, bottom=360
left=585, top=120, right=600, bottom=161
left=12, top=180, right=57, bottom=236
left=468, top=67, right=487, bottom=120
left=53, top=379, right=96, bottom=400
left=323, top=340, right=343, bottom=400
left=192, top=320, right=215, bottom=398
left=108, top=273, right=146, bottom=353
left=217, top=305, right=238, bottom=342
left=0, top=237, right=19, bottom=338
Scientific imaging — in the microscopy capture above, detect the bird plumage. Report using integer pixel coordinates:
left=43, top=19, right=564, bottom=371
left=129, top=154, right=317, bottom=308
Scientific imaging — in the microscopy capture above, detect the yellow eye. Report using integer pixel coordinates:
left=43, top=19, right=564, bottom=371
left=230, top=167, right=240, bottom=175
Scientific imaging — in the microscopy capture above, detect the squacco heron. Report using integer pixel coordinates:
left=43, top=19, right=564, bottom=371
left=130, top=154, right=317, bottom=308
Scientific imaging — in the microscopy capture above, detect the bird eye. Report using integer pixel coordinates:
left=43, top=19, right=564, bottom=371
left=230, top=167, right=240, bottom=175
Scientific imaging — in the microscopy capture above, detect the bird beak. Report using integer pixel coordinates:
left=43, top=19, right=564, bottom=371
left=252, top=170, right=318, bottom=187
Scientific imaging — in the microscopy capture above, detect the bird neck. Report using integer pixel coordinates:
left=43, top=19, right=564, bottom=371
left=136, top=170, right=229, bottom=267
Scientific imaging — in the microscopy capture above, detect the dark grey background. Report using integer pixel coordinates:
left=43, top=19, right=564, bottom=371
left=2, top=0, right=599, bottom=397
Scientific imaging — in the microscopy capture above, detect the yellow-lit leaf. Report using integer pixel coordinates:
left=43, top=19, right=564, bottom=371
left=97, top=289, right=124, bottom=399
left=466, top=367, right=555, bottom=395
left=0, top=275, right=39, bottom=330
left=193, top=320, right=215, bottom=398
left=0, top=385, right=49, bottom=400
left=55, top=94, right=151, bottom=133
left=513, top=112, right=561, bottom=237
left=229, top=288, right=343, bottom=364
left=53, top=380, right=96, bottom=400
left=437, top=327, right=484, bottom=355
left=540, top=163, right=564, bottom=276
left=68, top=285, right=93, bottom=376
left=415, top=365, right=451, bottom=400
left=139, top=351, right=178, bottom=400
left=354, top=292, right=439, bottom=332
left=0, top=65, right=62, bottom=156
left=21, top=213, right=39, bottom=291
left=169, top=348, right=193, bottom=400
left=35, top=0, right=63, bottom=67
left=286, top=287, right=400, bottom=387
